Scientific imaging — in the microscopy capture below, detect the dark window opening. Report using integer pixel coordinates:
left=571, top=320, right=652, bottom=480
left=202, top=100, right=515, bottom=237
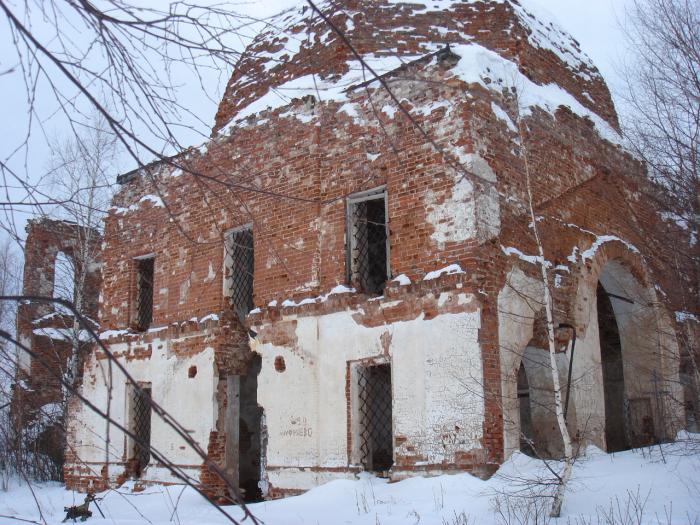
left=347, top=190, right=389, bottom=295
left=135, top=257, right=154, bottom=331
left=517, top=363, right=535, bottom=456
left=131, top=385, right=152, bottom=477
left=598, top=282, right=629, bottom=452
left=228, top=227, right=254, bottom=323
left=357, top=363, right=393, bottom=473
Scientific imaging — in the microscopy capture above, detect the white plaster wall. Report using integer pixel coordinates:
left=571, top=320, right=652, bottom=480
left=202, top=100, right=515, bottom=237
left=392, top=309, right=484, bottom=462
left=252, top=293, right=484, bottom=491
left=425, top=177, right=476, bottom=248
left=68, top=337, right=217, bottom=484
left=424, top=152, right=501, bottom=248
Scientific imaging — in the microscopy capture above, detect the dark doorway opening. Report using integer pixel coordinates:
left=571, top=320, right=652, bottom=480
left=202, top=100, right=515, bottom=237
left=598, top=282, right=629, bottom=452
left=358, top=363, right=393, bottom=473
left=239, top=354, right=263, bottom=502
left=131, top=385, right=152, bottom=477
left=517, top=363, right=535, bottom=456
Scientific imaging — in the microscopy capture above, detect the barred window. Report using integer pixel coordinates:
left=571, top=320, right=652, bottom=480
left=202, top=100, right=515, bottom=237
left=134, top=257, right=154, bottom=331
left=226, top=226, right=254, bottom=323
left=346, top=188, right=389, bottom=295
left=129, top=384, right=152, bottom=477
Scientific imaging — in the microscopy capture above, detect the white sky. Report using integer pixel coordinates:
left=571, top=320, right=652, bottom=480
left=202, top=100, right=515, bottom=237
left=0, top=0, right=635, bottom=243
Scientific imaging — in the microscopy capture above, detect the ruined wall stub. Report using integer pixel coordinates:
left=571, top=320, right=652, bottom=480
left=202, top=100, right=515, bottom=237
left=12, top=218, right=101, bottom=479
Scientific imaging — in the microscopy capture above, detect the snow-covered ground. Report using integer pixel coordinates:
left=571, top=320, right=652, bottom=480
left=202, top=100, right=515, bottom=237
left=2, top=439, right=699, bottom=525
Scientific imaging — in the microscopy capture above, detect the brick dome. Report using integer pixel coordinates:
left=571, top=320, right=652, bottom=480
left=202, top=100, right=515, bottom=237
left=213, top=0, right=618, bottom=135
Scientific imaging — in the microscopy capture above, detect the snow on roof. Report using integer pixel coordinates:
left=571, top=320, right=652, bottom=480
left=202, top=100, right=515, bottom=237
left=219, top=41, right=619, bottom=145
left=215, top=0, right=615, bottom=139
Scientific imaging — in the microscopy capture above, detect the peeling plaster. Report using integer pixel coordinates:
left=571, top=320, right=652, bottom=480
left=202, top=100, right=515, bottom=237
left=251, top=294, right=484, bottom=491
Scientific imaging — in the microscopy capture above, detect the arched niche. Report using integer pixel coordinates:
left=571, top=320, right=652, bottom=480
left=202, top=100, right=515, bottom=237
left=514, top=344, right=569, bottom=458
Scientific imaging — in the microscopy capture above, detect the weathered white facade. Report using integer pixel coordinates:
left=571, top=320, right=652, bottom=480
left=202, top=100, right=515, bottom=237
left=68, top=335, right=218, bottom=486
left=252, top=289, right=484, bottom=490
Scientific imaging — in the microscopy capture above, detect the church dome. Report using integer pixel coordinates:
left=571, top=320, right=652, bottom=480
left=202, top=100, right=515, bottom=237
left=213, top=0, right=618, bottom=135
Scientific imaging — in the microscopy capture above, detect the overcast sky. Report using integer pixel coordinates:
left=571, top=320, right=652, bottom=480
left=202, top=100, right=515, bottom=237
left=0, top=0, right=635, bottom=244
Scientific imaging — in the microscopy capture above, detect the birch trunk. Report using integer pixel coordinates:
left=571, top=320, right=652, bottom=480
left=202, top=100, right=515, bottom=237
left=518, top=112, right=575, bottom=518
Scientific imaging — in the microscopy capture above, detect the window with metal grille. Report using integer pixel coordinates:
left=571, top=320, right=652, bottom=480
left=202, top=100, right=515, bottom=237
left=227, top=226, right=254, bottom=323
left=347, top=189, right=389, bottom=295
left=130, top=385, right=151, bottom=477
left=134, top=257, right=154, bottom=331
left=357, top=363, right=393, bottom=472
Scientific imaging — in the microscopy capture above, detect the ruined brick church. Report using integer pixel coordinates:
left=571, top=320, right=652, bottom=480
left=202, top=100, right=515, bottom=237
left=15, top=0, right=698, bottom=502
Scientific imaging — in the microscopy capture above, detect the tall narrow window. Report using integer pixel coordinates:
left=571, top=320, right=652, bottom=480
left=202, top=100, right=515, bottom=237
left=130, top=384, right=152, bottom=477
left=134, top=257, right=154, bottom=331
left=53, top=251, right=75, bottom=303
left=227, top=226, right=254, bottom=323
left=347, top=188, right=389, bottom=295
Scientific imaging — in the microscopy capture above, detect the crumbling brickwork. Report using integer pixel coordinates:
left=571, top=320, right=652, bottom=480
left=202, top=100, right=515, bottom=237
left=60, top=0, right=697, bottom=501
left=12, top=217, right=101, bottom=478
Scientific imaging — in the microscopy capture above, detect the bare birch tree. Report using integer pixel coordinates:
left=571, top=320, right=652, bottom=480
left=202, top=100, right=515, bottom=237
left=512, top=91, right=576, bottom=518
left=622, top=0, right=700, bottom=232
left=46, top=114, right=118, bottom=387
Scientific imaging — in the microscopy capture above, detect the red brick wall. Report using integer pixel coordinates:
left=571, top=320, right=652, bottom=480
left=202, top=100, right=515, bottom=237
left=15, top=218, right=101, bottom=399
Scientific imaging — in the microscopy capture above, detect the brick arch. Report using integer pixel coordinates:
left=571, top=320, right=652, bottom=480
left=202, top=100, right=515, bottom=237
left=567, top=238, right=683, bottom=450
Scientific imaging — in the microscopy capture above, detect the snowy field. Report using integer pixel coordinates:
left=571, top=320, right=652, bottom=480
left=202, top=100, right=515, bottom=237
left=2, top=439, right=699, bottom=525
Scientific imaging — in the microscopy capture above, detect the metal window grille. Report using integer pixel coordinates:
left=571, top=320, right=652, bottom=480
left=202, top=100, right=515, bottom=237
left=357, top=363, right=393, bottom=472
left=132, top=386, right=151, bottom=476
left=135, top=258, right=154, bottom=331
left=229, top=227, right=254, bottom=323
left=348, top=194, right=388, bottom=295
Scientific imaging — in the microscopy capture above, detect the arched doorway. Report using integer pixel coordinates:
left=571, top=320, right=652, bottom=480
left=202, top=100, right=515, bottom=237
left=498, top=266, right=570, bottom=459
left=571, top=253, right=684, bottom=452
